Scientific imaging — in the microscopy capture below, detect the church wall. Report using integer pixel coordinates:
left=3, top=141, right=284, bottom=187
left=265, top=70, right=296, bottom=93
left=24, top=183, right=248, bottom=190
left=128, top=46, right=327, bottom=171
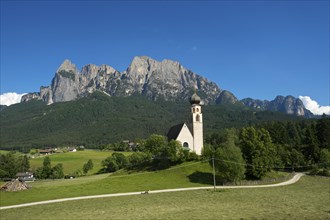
left=176, top=124, right=194, bottom=151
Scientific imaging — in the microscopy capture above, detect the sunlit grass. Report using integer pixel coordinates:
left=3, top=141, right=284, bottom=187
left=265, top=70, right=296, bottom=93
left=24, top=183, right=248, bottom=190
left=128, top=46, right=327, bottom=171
left=29, top=149, right=132, bottom=174
left=1, top=175, right=329, bottom=219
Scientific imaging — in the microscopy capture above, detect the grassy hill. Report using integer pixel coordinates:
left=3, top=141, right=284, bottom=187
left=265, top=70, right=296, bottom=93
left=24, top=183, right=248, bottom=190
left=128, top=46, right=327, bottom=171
left=0, top=91, right=301, bottom=150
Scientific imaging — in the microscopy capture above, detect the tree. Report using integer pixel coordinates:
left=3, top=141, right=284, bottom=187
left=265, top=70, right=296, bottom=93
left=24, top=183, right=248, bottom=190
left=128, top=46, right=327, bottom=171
left=316, top=115, right=330, bottom=150
left=83, top=159, right=94, bottom=174
left=319, top=149, right=330, bottom=169
left=166, top=140, right=185, bottom=164
left=51, top=163, right=64, bottom=179
left=41, top=156, right=52, bottom=179
left=144, top=134, right=167, bottom=155
left=240, top=127, right=276, bottom=179
left=17, top=155, right=30, bottom=172
left=102, top=157, right=119, bottom=172
left=213, top=133, right=246, bottom=184
left=0, top=153, right=19, bottom=179
left=128, top=152, right=152, bottom=169
left=288, top=149, right=305, bottom=171
left=112, top=153, right=128, bottom=169
left=302, top=124, right=320, bottom=163
left=35, top=156, right=65, bottom=179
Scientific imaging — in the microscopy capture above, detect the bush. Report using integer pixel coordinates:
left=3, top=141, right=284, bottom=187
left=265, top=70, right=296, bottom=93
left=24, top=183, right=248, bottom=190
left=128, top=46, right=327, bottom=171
left=112, top=153, right=128, bottom=169
left=102, top=157, right=119, bottom=172
left=128, top=152, right=152, bottom=169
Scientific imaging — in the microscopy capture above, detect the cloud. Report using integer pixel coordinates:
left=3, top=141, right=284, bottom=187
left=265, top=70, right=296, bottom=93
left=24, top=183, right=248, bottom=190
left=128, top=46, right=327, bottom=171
left=299, top=96, right=330, bottom=115
left=0, top=92, right=27, bottom=106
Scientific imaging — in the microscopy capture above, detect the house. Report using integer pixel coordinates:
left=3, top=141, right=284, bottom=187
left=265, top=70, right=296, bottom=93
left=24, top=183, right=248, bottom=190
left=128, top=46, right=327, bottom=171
left=39, top=149, right=54, bottom=155
left=16, top=172, right=35, bottom=182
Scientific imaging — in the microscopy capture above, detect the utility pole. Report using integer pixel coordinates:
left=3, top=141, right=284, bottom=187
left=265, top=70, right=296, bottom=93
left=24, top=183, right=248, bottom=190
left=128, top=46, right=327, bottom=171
left=212, top=155, right=216, bottom=191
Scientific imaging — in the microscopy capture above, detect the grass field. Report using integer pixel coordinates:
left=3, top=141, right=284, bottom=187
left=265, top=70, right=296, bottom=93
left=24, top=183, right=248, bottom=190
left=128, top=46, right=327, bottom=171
left=29, top=150, right=131, bottom=174
left=0, top=161, right=213, bottom=206
left=1, top=175, right=329, bottom=219
left=0, top=150, right=10, bottom=154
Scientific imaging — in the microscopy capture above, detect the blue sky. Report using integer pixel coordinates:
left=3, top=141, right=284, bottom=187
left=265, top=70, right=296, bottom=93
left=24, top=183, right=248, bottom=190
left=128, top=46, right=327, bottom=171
left=1, top=0, right=329, bottom=108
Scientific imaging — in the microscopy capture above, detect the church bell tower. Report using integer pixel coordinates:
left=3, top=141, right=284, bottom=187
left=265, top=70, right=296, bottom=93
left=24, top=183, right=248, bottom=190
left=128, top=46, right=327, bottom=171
left=190, top=91, right=203, bottom=155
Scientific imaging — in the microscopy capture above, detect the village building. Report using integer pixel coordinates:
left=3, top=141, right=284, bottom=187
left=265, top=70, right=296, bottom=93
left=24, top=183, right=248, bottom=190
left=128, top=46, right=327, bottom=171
left=16, top=172, right=35, bottom=182
left=167, top=92, right=204, bottom=155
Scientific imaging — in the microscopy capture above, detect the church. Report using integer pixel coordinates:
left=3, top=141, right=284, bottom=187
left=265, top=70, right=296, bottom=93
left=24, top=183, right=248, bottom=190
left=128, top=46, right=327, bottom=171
left=167, top=92, right=204, bottom=155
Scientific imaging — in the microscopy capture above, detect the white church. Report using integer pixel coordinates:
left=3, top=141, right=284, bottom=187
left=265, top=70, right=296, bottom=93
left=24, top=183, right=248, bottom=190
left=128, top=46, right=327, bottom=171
left=167, top=92, right=203, bottom=155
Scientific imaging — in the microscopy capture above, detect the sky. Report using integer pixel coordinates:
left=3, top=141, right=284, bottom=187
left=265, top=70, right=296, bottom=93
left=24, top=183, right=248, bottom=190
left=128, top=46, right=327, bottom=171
left=1, top=0, right=329, bottom=114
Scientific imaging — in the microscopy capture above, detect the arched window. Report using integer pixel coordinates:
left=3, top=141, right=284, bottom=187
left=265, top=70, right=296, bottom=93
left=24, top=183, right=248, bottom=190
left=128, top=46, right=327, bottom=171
left=196, top=114, right=200, bottom=122
left=196, top=108, right=199, bottom=112
left=183, top=142, right=189, bottom=149
left=193, top=108, right=195, bottom=113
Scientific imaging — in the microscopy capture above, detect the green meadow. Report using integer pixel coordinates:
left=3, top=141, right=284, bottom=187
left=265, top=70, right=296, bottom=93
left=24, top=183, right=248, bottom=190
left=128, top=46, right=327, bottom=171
left=29, top=150, right=131, bottom=174
left=1, top=175, right=329, bottom=219
left=0, top=161, right=213, bottom=206
left=1, top=150, right=329, bottom=219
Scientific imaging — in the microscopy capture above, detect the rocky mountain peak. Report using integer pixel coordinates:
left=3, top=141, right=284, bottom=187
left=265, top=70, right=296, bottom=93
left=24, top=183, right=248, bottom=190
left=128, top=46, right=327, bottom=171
left=216, top=90, right=238, bottom=104
left=57, top=59, right=78, bottom=73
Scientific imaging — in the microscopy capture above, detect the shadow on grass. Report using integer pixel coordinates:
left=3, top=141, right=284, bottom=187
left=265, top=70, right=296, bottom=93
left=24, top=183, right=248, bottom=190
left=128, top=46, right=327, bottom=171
left=187, top=171, right=214, bottom=185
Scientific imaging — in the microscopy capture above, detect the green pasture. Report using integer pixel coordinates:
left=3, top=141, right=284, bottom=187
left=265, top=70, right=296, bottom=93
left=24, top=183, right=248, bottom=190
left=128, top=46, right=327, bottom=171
left=0, top=150, right=10, bottom=154
left=29, top=150, right=130, bottom=174
left=1, top=175, right=329, bottom=219
left=0, top=150, right=21, bottom=155
left=0, top=161, right=212, bottom=206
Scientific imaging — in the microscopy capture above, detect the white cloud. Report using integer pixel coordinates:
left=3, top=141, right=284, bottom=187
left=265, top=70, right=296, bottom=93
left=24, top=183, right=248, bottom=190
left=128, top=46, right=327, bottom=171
left=0, top=92, right=27, bottom=106
left=299, top=96, right=330, bottom=115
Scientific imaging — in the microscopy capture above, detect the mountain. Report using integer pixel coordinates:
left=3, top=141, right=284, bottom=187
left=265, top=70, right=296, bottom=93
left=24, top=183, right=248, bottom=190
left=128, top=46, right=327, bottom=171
left=22, top=56, right=221, bottom=105
left=241, top=96, right=313, bottom=118
left=21, top=56, right=312, bottom=117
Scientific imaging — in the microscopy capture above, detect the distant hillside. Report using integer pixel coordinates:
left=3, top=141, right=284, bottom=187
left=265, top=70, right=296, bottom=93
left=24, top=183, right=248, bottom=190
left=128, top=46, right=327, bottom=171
left=1, top=91, right=301, bottom=150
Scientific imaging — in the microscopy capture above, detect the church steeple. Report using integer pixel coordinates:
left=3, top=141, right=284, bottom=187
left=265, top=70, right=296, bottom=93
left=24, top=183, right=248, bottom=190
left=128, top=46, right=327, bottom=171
left=190, top=90, right=201, bottom=105
left=190, top=91, right=203, bottom=155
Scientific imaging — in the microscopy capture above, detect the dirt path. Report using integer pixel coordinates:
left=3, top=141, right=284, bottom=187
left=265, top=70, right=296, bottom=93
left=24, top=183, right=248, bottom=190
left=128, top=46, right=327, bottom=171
left=0, top=173, right=305, bottom=210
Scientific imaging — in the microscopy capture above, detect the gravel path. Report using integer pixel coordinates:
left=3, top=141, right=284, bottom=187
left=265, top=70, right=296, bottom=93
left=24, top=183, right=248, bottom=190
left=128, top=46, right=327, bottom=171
left=0, top=173, right=305, bottom=210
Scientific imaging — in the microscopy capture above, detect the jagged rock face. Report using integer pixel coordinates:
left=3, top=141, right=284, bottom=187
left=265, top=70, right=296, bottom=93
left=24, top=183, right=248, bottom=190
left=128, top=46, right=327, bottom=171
left=50, top=60, right=80, bottom=103
left=21, top=92, right=41, bottom=102
left=20, top=56, right=313, bottom=117
left=241, top=96, right=313, bottom=117
left=241, top=98, right=269, bottom=109
left=270, top=95, right=311, bottom=117
left=216, top=90, right=238, bottom=104
left=121, top=57, right=221, bottom=103
left=21, top=56, right=222, bottom=105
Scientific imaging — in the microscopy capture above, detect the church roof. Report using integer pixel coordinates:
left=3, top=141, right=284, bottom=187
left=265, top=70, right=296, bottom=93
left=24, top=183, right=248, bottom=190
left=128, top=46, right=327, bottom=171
left=190, top=92, right=201, bottom=105
left=167, top=123, right=185, bottom=140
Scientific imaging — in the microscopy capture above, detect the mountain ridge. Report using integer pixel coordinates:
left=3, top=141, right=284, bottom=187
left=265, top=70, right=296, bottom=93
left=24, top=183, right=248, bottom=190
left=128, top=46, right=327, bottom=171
left=21, top=56, right=312, bottom=117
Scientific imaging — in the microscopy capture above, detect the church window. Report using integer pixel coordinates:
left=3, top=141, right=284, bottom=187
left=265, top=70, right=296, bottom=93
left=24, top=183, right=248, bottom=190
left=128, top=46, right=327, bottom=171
left=196, top=114, right=200, bottom=122
left=193, top=108, right=195, bottom=113
left=196, top=108, right=199, bottom=112
left=183, top=142, right=189, bottom=149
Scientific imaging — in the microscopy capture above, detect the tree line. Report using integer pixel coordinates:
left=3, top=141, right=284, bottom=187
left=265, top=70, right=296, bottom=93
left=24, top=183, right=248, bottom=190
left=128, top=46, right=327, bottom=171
left=204, top=115, right=330, bottom=183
